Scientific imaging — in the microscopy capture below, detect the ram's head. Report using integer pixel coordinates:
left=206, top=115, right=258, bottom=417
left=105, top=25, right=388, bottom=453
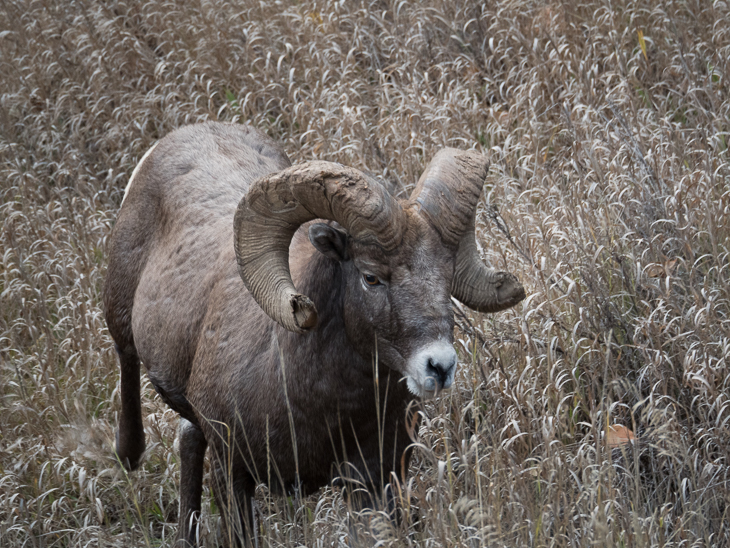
left=234, top=149, right=525, bottom=396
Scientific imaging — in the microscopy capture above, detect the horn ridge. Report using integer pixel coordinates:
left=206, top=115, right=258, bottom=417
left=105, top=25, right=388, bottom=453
left=410, top=148, right=526, bottom=313
left=234, top=161, right=404, bottom=333
left=412, top=148, right=487, bottom=248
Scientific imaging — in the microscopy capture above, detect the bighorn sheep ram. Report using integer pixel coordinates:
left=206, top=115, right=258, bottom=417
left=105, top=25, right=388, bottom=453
left=103, top=122, right=525, bottom=546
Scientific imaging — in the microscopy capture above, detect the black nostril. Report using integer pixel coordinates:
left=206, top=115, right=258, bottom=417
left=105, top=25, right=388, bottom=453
left=426, top=358, right=450, bottom=387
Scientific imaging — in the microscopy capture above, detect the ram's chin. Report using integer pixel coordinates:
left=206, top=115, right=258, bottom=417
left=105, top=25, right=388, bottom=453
left=406, top=376, right=450, bottom=399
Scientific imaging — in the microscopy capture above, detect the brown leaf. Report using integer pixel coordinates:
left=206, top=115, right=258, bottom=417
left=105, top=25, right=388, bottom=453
left=665, top=258, right=678, bottom=274
left=606, top=424, right=636, bottom=448
left=645, top=263, right=665, bottom=278
left=646, top=258, right=677, bottom=278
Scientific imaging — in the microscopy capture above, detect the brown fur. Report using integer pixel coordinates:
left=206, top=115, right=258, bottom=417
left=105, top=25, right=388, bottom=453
left=104, top=122, right=462, bottom=546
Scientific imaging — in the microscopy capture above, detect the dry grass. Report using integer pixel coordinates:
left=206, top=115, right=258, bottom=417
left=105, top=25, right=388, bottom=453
left=1, top=0, right=729, bottom=546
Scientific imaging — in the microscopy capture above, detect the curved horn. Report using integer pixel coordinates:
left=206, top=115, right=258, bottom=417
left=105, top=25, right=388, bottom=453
left=234, top=161, right=404, bottom=333
left=411, top=148, right=526, bottom=312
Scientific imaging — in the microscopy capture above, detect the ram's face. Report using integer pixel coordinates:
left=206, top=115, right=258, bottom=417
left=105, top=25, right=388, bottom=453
left=310, top=212, right=457, bottom=398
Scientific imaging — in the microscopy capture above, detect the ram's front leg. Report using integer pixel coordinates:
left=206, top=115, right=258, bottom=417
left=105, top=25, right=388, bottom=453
left=176, top=419, right=207, bottom=547
left=209, top=450, right=256, bottom=548
left=336, top=439, right=410, bottom=518
left=357, top=413, right=416, bottom=523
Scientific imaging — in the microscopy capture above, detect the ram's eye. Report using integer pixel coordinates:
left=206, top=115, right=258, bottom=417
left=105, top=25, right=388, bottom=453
left=363, top=274, right=380, bottom=286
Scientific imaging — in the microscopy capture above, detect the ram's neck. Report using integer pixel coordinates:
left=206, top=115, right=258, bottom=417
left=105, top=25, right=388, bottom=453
left=266, top=229, right=411, bottom=489
left=279, top=228, right=374, bottom=391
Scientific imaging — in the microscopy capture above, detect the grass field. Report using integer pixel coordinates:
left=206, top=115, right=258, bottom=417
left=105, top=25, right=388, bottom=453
left=1, top=0, right=729, bottom=546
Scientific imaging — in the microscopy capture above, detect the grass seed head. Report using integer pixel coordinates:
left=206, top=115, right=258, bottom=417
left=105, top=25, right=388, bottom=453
left=1, top=0, right=729, bottom=546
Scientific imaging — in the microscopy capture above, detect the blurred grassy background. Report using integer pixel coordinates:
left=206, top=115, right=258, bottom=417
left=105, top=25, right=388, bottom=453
left=1, top=0, right=729, bottom=546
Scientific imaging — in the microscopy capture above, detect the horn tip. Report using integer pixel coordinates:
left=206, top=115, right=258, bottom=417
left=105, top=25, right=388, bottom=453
left=496, top=273, right=526, bottom=309
left=291, top=294, right=318, bottom=332
left=457, top=271, right=527, bottom=313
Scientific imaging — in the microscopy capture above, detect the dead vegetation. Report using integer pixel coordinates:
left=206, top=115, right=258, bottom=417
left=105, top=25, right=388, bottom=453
left=1, top=0, right=729, bottom=546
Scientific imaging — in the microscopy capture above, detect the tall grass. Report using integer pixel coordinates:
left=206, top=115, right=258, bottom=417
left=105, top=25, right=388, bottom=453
left=1, top=0, right=728, bottom=546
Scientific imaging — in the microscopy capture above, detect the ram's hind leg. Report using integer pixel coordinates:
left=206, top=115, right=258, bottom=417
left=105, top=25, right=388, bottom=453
left=114, top=344, right=146, bottom=470
left=177, top=419, right=207, bottom=547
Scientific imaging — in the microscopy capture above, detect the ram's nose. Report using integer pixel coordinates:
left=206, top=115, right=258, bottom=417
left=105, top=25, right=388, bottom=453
left=423, top=345, right=457, bottom=391
left=407, top=341, right=459, bottom=396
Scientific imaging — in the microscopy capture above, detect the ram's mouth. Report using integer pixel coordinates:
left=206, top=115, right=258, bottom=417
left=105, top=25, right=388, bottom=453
left=405, top=375, right=454, bottom=398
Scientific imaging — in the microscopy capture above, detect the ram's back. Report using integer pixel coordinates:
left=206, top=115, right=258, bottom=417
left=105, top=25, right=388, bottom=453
left=103, top=123, right=291, bottom=419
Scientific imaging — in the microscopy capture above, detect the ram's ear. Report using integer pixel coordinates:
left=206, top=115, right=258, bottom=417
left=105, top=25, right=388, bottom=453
left=309, top=223, right=349, bottom=261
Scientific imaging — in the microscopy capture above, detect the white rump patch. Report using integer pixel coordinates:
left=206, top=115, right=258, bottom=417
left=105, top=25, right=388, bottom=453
left=121, top=142, right=159, bottom=206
